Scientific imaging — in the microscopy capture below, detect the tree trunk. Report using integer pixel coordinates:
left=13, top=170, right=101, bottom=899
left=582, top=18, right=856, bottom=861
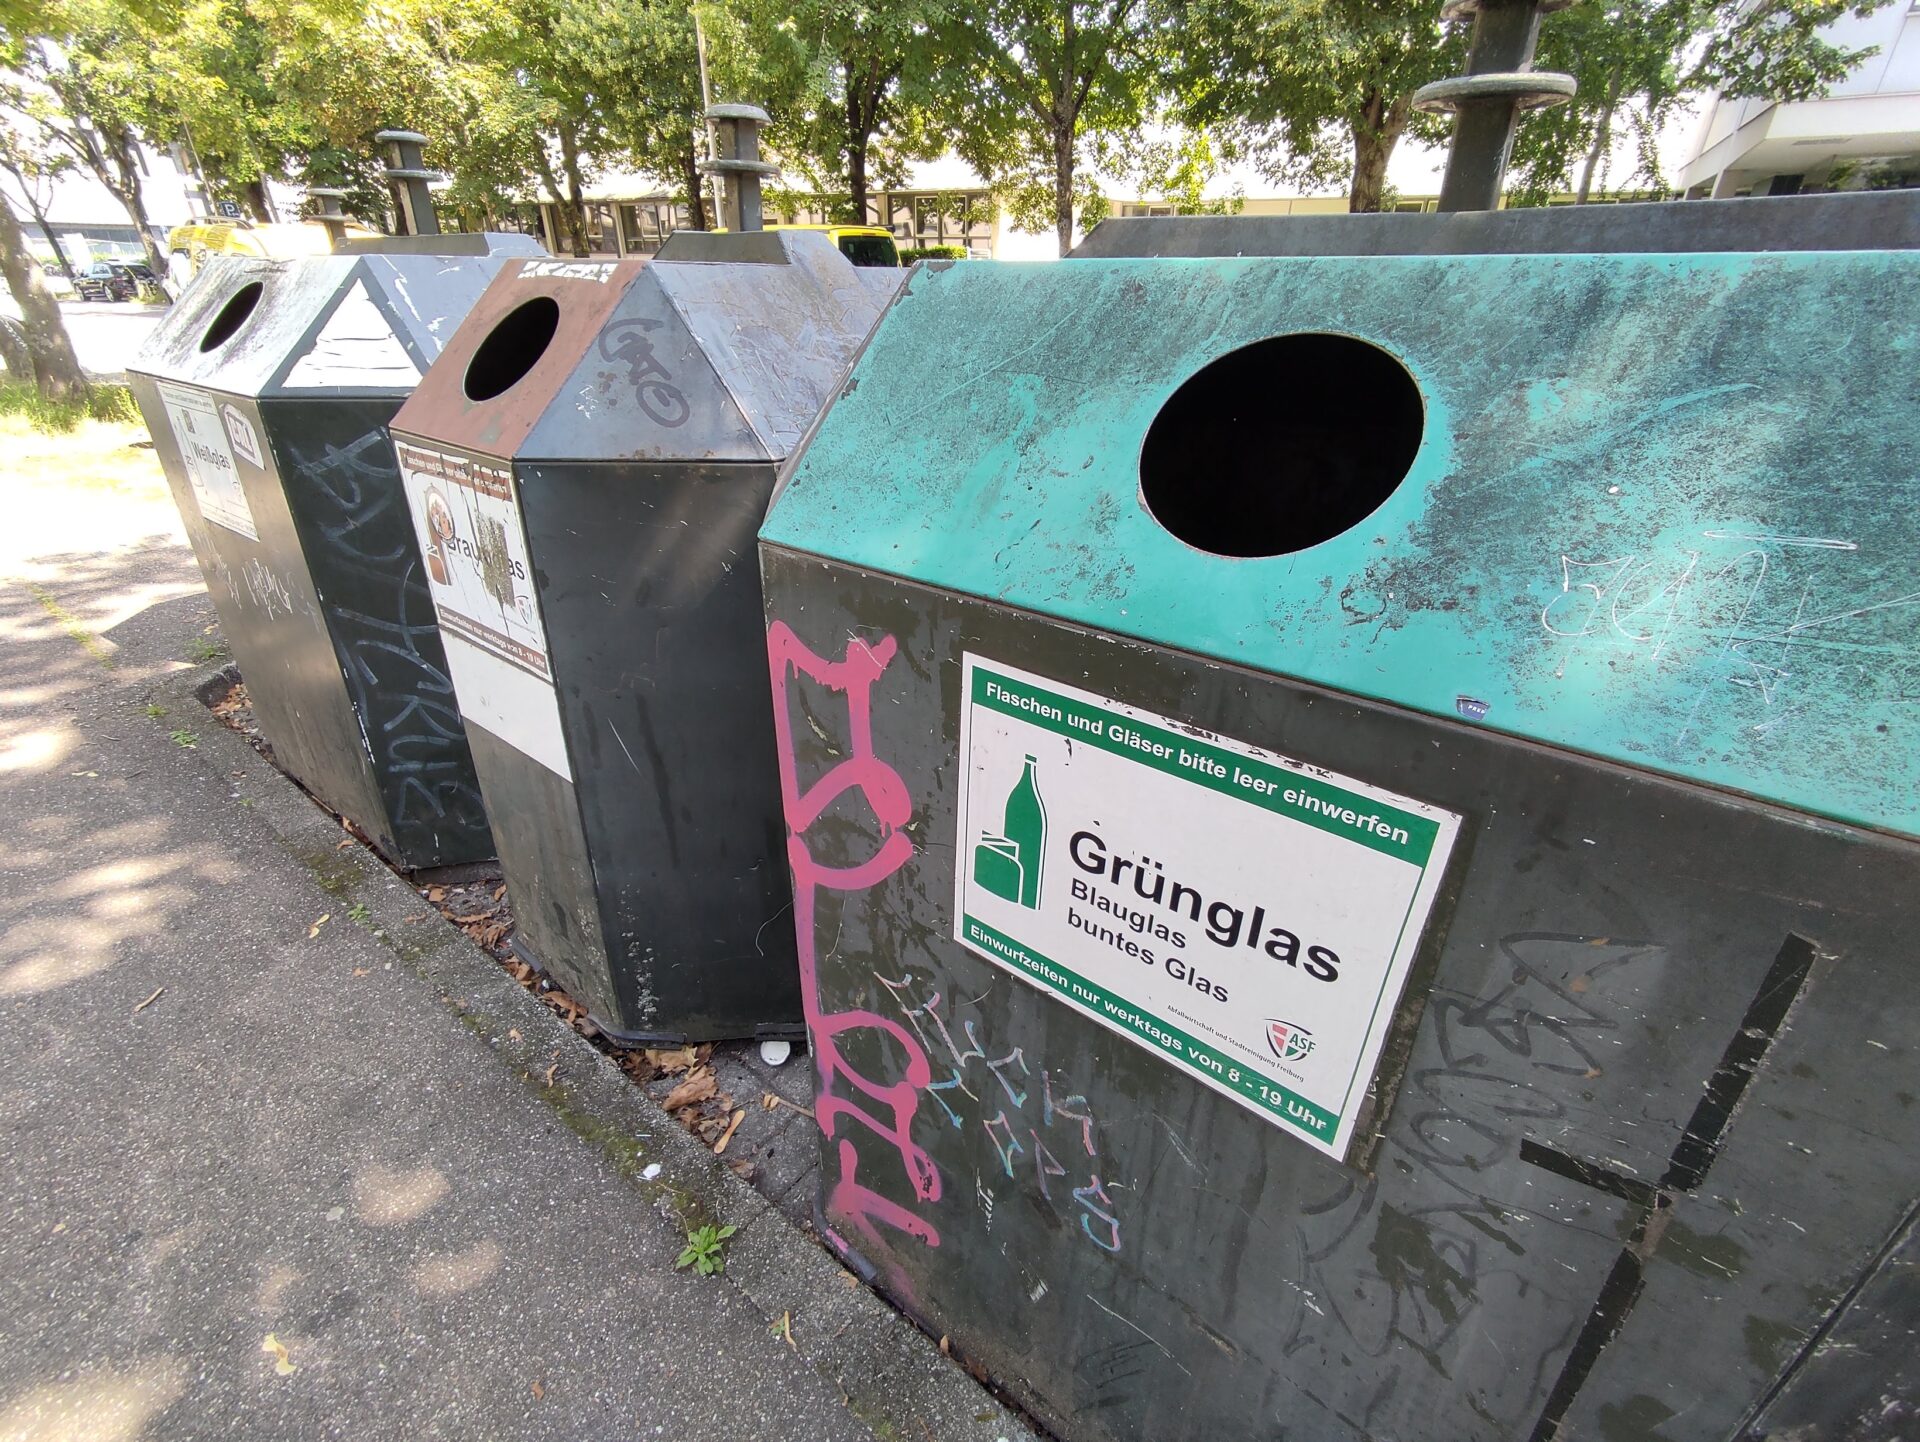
left=0, top=199, right=88, bottom=404
left=680, top=139, right=709, bottom=231
left=532, top=143, right=588, bottom=256
left=1575, top=73, right=1624, bottom=204
left=100, top=127, right=169, bottom=278
left=1052, top=121, right=1074, bottom=257
left=31, top=206, right=74, bottom=280
left=846, top=97, right=870, bottom=225
left=243, top=178, right=273, bottom=222
left=1348, top=91, right=1411, bottom=213
left=1052, top=0, right=1079, bottom=256
left=847, top=143, right=869, bottom=225
left=844, top=65, right=894, bottom=225
left=557, top=128, right=591, bottom=256
left=0, top=168, right=76, bottom=281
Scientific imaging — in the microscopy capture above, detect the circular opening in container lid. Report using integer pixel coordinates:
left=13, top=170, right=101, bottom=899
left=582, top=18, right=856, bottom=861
left=1139, top=333, right=1424, bottom=558
left=199, top=281, right=264, bottom=352
left=465, top=296, right=561, bottom=401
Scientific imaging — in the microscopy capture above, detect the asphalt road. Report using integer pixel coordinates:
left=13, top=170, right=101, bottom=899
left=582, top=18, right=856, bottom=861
left=1, top=299, right=169, bottom=380
left=61, top=299, right=170, bottom=378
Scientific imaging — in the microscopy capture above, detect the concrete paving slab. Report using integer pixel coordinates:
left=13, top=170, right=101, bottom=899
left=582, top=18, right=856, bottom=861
left=0, top=481, right=1036, bottom=1442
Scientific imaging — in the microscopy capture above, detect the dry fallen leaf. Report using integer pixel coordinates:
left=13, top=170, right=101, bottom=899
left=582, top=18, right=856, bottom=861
left=644, top=1046, right=699, bottom=1074
left=351, top=968, right=371, bottom=978
left=530, top=1379, right=544, bottom=1400
left=425, top=887, right=447, bottom=903
left=939, top=1334, right=950, bottom=1356
left=335, top=838, right=354, bottom=851
left=714, top=1109, right=746, bottom=1154
left=761, top=1093, right=778, bottom=1111
left=543, top=1062, right=560, bottom=1087
left=508, top=1029, right=522, bottom=1042
left=308, top=914, right=331, bottom=939
left=662, top=1069, right=717, bottom=1111
left=261, top=1334, right=296, bottom=1376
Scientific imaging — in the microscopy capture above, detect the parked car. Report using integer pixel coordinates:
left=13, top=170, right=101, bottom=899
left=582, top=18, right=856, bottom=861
left=74, top=262, right=138, bottom=302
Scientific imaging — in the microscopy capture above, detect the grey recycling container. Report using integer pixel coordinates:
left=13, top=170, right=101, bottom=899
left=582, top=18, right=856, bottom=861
left=1072, top=187, right=1920, bottom=258
left=757, top=205, right=1920, bottom=1441
left=130, top=239, right=541, bottom=869
left=388, top=231, right=899, bottom=1043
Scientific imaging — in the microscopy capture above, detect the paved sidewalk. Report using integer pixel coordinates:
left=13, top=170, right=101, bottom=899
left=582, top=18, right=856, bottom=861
left=0, top=470, right=1027, bottom=1439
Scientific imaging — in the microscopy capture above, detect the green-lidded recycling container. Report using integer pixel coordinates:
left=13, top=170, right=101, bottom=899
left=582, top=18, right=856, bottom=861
left=757, top=196, right=1920, bottom=1442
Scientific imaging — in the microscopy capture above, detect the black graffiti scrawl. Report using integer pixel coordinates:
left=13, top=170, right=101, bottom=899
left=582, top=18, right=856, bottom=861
left=280, top=404, right=491, bottom=865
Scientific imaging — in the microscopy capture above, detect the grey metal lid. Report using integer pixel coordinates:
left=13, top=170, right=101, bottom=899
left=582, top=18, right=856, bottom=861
left=1071, top=191, right=1920, bottom=260
left=129, top=250, right=522, bottom=398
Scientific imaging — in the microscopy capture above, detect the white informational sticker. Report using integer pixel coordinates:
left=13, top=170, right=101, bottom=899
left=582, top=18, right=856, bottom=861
left=220, top=403, right=264, bottom=469
left=395, top=441, right=571, bottom=781
left=954, top=655, right=1462, bottom=1162
left=157, top=381, right=259, bottom=541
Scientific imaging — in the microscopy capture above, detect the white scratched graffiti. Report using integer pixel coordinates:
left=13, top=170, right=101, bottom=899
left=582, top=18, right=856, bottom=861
left=242, top=558, right=297, bottom=621
left=877, top=970, right=1124, bottom=1256
left=1538, top=533, right=1919, bottom=748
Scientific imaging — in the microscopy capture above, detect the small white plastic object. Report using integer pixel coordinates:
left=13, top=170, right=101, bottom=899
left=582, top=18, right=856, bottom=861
left=758, top=1039, right=793, bottom=1067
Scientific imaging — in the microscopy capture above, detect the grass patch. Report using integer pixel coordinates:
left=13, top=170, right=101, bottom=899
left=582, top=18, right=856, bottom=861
left=0, top=382, right=167, bottom=514
left=0, top=379, right=140, bottom=434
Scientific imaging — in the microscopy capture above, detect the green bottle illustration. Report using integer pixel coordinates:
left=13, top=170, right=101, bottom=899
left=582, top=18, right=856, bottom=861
left=975, top=754, right=1047, bottom=909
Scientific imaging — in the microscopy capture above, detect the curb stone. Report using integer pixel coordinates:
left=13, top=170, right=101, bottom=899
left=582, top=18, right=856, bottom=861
left=150, top=660, right=1039, bottom=1442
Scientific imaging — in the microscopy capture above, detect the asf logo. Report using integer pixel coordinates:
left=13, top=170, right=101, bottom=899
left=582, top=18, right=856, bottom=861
left=1267, top=1020, right=1315, bottom=1063
left=974, top=754, right=1047, bottom=909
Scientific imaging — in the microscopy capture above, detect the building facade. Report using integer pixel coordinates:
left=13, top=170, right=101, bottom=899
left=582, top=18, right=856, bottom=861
left=1680, top=4, right=1920, bottom=197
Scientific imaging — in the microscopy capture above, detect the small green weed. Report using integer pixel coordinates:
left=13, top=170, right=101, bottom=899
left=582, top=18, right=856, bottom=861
left=169, top=729, right=198, bottom=748
left=186, top=634, right=228, bottom=664
left=144, top=703, right=166, bottom=719
left=346, top=903, right=371, bottom=923
left=675, top=1222, right=736, bottom=1276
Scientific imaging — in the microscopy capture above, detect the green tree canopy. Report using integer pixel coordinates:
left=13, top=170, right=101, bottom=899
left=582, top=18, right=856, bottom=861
left=1171, top=0, right=1464, bottom=212
left=938, top=0, right=1167, bottom=254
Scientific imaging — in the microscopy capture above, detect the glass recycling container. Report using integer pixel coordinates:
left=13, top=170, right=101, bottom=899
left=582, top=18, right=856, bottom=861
left=389, top=231, right=899, bottom=1042
left=129, top=238, right=540, bottom=868
left=757, top=205, right=1920, bottom=1442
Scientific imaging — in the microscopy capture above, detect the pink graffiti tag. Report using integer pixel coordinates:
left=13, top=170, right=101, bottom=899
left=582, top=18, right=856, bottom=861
left=767, top=620, right=941, bottom=1250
